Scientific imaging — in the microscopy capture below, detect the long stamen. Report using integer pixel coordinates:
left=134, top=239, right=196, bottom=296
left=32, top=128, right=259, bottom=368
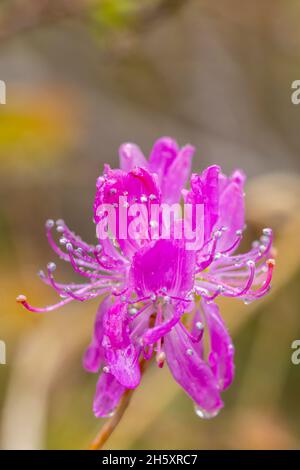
left=179, top=320, right=204, bottom=343
left=155, top=304, right=165, bottom=368
left=220, top=229, right=243, bottom=255
left=16, top=282, right=109, bottom=313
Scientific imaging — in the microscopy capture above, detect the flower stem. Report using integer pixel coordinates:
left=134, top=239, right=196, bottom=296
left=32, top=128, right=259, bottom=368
left=87, top=358, right=149, bottom=450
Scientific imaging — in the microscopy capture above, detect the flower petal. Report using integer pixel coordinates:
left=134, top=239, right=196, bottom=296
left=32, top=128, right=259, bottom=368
left=83, top=296, right=112, bottom=373
left=185, top=166, right=220, bottom=242
left=162, top=145, right=194, bottom=204
left=130, top=239, right=195, bottom=298
left=215, top=170, right=245, bottom=253
left=102, top=302, right=141, bottom=389
left=164, top=322, right=223, bottom=414
left=94, top=165, right=161, bottom=257
left=119, top=143, right=148, bottom=172
left=93, top=372, right=125, bottom=418
left=149, top=137, right=179, bottom=177
left=201, top=300, right=235, bottom=390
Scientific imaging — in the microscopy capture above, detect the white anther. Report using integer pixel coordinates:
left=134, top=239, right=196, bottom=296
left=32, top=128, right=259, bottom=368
left=47, top=262, right=56, bottom=272
left=45, top=219, right=54, bottom=229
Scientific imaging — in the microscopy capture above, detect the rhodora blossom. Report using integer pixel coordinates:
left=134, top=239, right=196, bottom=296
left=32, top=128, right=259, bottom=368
left=17, top=137, right=275, bottom=419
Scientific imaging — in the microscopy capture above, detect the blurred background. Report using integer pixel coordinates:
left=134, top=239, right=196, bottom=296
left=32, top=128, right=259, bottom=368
left=0, top=0, right=300, bottom=450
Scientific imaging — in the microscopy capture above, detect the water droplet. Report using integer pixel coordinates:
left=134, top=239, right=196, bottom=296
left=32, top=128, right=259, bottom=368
left=196, top=321, right=203, bottom=330
left=186, top=348, right=193, bottom=356
left=129, top=307, right=138, bottom=316
left=47, top=262, right=56, bottom=272
left=194, top=404, right=220, bottom=419
left=45, top=219, right=54, bottom=229
left=263, top=228, right=272, bottom=236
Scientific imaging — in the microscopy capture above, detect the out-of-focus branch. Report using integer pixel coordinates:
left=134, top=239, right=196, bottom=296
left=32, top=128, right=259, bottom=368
left=0, top=0, right=187, bottom=43
left=133, top=0, right=187, bottom=32
left=0, top=0, right=93, bottom=42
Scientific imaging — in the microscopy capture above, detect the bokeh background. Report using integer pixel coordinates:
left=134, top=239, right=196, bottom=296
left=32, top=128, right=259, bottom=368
left=1, top=0, right=300, bottom=450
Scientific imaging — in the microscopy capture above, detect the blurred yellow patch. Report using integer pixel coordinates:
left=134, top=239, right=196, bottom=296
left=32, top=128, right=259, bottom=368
left=0, top=86, right=79, bottom=170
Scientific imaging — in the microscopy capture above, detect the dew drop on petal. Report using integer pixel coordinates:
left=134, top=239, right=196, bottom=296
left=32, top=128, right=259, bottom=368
left=194, top=404, right=220, bottom=419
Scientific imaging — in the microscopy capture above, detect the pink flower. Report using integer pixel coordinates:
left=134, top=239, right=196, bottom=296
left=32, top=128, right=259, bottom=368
left=17, top=137, right=275, bottom=419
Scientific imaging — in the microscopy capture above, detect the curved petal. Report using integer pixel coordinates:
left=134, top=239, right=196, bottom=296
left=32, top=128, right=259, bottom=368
left=201, top=300, right=235, bottom=390
left=83, top=296, right=112, bottom=373
left=162, top=145, right=194, bottom=204
left=215, top=170, right=245, bottom=253
left=164, top=322, right=223, bottom=415
left=185, top=166, right=220, bottom=242
left=142, top=304, right=182, bottom=345
left=102, top=303, right=141, bottom=389
left=119, top=143, right=148, bottom=172
left=93, top=372, right=125, bottom=418
left=130, top=239, right=195, bottom=298
left=94, top=165, right=161, bottom=257
left=149, top=136, right=179, bottom=178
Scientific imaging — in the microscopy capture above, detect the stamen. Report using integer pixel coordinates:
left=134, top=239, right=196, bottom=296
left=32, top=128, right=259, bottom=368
left=156, top=351, right=166, bottom=368
left=179, top=321, right=204, bottom=343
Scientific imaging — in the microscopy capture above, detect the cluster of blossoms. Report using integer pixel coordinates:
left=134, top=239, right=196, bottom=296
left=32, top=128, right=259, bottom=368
left=17, top=137, right=275, bottom=419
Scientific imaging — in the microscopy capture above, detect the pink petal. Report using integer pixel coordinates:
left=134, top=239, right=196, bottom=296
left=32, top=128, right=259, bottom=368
left=94, top=165, right=161, bottom=257
left=201, top=300, right=235, bottom=390
left=162, top=145, right=194, bottom=203
left=93, top=372, right=125, bottom=418
left=191, top=307, right=205, bottom=358
left=215, top=170, right=245, bottom=252
left=149, top=136, right=179, bottom=178
left=164, top=322, right=223, bottom=415
left=130, top=239, right=195, bottom=298
left=185, top=166, right=220, bottom=242
left=83, top=296, right=112, bottom=373
left=102, top=303, right=141, bottom=389
left=119, top=143, right=148, bottom=172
